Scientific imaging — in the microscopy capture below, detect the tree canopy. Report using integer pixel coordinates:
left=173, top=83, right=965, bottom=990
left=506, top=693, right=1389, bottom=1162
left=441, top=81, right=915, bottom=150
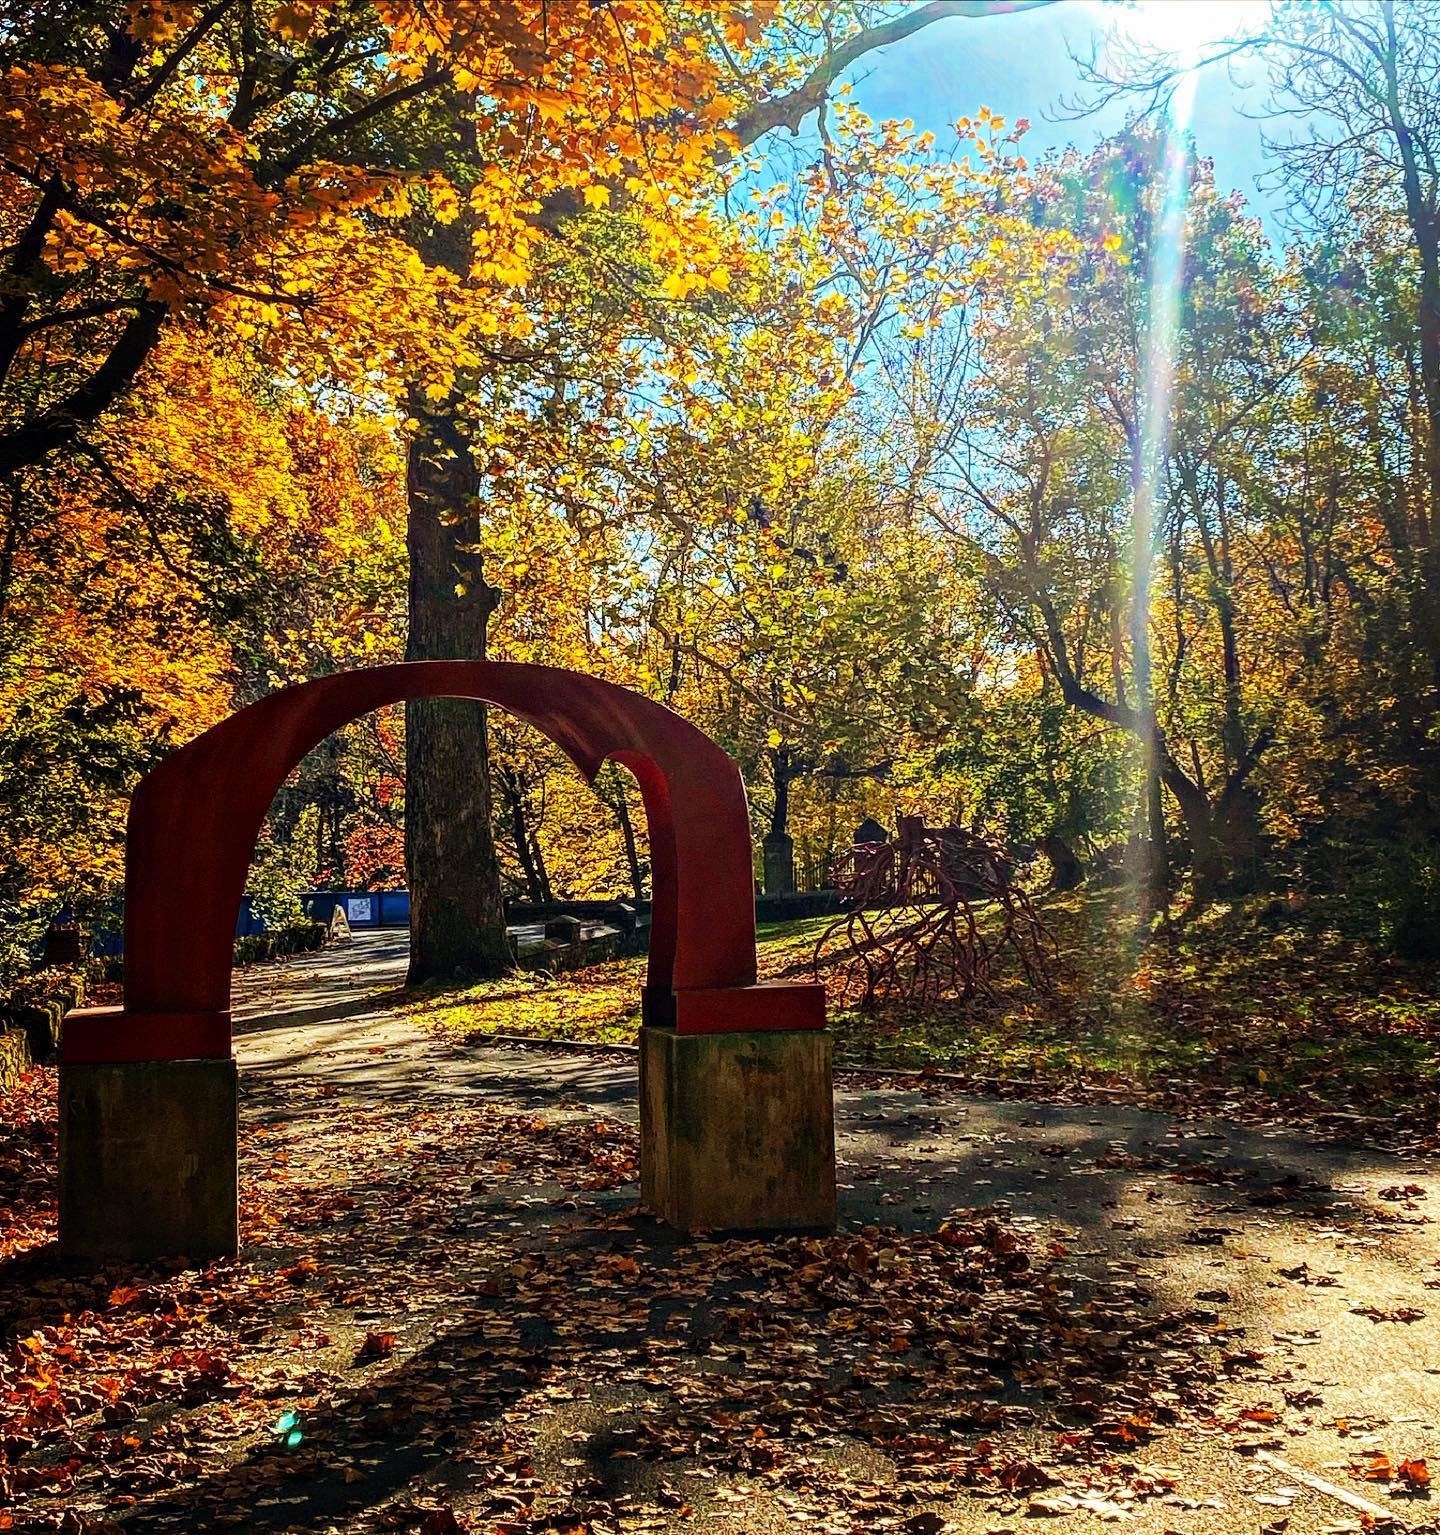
left=4, top=0, right=1440, bottom=966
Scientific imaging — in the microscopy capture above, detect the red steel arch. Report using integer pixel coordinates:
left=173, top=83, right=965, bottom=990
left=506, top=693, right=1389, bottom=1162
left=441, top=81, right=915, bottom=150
left=63, top=662, right=821, bottom=1065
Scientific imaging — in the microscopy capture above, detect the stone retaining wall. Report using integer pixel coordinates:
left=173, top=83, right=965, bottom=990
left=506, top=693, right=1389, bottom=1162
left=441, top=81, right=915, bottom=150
left=0, top=1028, right=31, bottom=1092
left=0, top=971, right=85, bottom=1066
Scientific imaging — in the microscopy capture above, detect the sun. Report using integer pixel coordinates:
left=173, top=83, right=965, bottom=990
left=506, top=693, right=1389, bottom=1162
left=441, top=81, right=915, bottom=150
left=1115, top=0, right=1273, bottom=64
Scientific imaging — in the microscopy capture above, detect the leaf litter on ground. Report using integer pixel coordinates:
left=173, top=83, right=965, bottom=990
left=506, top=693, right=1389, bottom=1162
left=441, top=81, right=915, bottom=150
left=2, top=1064, right=1263, bottom=1533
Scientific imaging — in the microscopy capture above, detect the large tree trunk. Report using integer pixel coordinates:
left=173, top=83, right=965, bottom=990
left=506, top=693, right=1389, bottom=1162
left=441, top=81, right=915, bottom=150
left=404, top=404, right=513, bottom=982
left=400, top=86, right=515, bottom=984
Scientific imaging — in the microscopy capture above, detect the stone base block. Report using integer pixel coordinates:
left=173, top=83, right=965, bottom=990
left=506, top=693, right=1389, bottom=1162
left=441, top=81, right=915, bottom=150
left=60, top=1058, right=238, bottom=1261
left=640, top=1027, right=835, bottom=1233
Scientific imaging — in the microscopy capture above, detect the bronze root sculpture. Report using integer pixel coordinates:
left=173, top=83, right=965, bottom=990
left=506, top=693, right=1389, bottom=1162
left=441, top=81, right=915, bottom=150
left=815, top=814, right=1057, bottom=1009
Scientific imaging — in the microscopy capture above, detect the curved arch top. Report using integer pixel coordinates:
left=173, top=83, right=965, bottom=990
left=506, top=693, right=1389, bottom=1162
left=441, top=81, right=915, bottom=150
left=62, top=662, right=820, bottom=1065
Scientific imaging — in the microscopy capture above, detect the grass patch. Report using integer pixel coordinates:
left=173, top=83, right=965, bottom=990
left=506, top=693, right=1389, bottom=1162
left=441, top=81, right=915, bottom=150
left=406, top=889, right=1440, bottom=1137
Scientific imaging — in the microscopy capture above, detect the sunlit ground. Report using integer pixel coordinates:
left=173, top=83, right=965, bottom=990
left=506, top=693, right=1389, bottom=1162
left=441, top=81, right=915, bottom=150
left=405, top=887, right=1440, bottom=1147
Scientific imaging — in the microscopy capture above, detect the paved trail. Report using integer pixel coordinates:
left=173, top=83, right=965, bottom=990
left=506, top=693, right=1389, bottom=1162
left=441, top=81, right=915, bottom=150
left=232, top=933, right=1440, bottom=1533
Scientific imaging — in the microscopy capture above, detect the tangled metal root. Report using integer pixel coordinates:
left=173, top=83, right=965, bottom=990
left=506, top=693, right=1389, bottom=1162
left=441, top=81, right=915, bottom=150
left=815, top=815, right=1057, bottom=1010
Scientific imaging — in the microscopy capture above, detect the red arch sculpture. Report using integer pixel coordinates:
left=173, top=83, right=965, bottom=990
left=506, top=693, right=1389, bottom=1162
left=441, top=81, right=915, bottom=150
left=63, top=661, right=821, bottom=1065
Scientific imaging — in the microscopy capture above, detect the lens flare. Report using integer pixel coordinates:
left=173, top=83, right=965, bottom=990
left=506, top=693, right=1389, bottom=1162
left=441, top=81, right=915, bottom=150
left=1125, top=51, right=1197, bottom=932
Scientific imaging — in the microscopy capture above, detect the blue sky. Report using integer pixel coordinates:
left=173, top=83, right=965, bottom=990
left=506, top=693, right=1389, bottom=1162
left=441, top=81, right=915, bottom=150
left=837, top=1, right=1283, bottom=230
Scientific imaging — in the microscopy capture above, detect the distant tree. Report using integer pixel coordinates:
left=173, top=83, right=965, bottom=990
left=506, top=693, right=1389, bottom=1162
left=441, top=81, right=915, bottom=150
left=916, top=133, right=1310, bottom=896
left=1080, top=0, right=1440, bottom=697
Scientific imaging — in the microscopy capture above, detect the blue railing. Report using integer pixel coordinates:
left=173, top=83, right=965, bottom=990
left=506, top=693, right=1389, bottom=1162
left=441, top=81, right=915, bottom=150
left=301, top=890, right=410, bottom=929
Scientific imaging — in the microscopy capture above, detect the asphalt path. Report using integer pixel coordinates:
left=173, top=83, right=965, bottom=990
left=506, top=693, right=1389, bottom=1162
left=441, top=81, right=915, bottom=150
left=230, top=932, right=1440, bottom=1533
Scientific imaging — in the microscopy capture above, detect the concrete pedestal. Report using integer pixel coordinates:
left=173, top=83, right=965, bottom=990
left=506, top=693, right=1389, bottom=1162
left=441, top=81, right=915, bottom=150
left=59, top=1058, right=238, bottom=1261
left=640, top=1027, right=835, bottom=1233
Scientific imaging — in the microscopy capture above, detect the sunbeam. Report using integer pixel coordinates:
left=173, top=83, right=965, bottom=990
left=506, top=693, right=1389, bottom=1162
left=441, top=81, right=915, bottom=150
left=1126, top=63, right=1198, bottom=922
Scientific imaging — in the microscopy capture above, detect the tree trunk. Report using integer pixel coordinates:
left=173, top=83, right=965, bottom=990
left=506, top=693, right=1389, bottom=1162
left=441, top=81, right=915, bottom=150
left=1157, top=747, right=1224, bottom=895
left=770, top=746, right=792, bottom=839
left=528, top=817, right=554, bottom=903
left=1130, top=541, right=1169, bottom=904
left=1035, top=586, right=1232, bottom=898
left=1380, top=0, right=1440, bottom=694
left=500, top=768, right=544, bottom=902
left=404, top=404, right=513, bottom=982
left=614, top=783, right=646, bottom=901
left=1038, top=833, right=1084, bottom=891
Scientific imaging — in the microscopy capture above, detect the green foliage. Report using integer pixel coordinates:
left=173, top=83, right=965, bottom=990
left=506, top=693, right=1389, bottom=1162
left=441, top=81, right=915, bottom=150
left=1362, top=844, right=1440, bottom=962
left=0, top=914, right=40, bottom=996
left=245, top=838, right=311, bottom=931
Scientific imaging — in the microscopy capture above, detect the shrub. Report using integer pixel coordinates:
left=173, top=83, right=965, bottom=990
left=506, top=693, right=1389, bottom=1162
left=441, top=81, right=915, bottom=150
left=245, top=840, right=308, bottom=931
left=103, top=922, right=329, bottom=983
left=234, top=922, right=326, bottom=967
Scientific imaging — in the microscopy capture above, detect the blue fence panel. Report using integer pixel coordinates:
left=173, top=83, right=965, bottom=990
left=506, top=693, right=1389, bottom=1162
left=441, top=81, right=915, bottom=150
left=83, top=890, right=402, bottom=958
left=301, top=890, right=409, bottom=928
left=235, top=896, right=266, bottom=936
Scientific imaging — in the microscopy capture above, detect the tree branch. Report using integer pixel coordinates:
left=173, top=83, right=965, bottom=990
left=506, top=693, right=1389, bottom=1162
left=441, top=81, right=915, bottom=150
left=0, top=301, right=165, bottom=474
left=260, top=69, right=451, bottom=185
left=732, top=0, right=1054, bottom=148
